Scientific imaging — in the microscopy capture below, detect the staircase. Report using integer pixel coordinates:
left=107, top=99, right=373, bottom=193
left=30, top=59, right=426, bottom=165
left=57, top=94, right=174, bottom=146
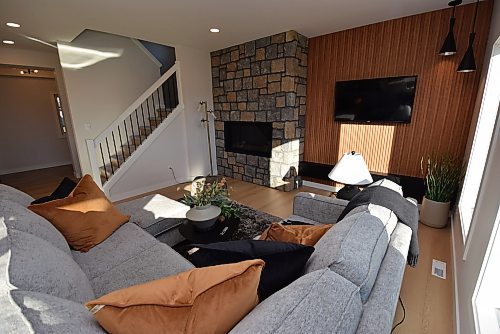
left=86, top=61, right=183, bottom=190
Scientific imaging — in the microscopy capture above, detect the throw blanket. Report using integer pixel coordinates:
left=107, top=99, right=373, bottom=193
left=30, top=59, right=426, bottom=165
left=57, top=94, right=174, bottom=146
left=337, top=186, right=419, bottom=267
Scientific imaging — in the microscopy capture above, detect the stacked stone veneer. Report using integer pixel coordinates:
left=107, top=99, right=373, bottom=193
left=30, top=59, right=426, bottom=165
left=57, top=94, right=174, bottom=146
left=211, top=31, right=308, bottom=189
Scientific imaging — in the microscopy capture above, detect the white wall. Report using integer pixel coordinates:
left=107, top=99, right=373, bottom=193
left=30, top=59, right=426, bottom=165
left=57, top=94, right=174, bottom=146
left=58, top=30, right=162, bottom=176
left=0, top=46, right=81, bottom=176
left=0, top=76, right=72, bottom=174
left=106, top=44, right=216, bottom=201
left=176, top=45, right=217, bottom=178
left=451, top=0, right=500, bottom=332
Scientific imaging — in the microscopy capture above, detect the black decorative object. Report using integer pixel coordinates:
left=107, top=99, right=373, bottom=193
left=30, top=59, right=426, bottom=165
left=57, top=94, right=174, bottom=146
left=30, top=177, right=77, bottom=204
left=439, top=0, right=462, bottom=56
left=458, top=0, right=480, bottom=73
left=336, top=185, right=361, bottom=201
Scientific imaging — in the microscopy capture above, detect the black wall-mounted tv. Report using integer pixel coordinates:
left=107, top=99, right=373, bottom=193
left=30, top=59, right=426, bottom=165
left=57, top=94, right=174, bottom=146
left=334, top=76, right=417, bottom=123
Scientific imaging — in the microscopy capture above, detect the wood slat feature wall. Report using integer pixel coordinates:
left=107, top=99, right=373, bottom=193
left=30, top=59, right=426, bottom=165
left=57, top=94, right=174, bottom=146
left=304, top=1, right=493, bottom=178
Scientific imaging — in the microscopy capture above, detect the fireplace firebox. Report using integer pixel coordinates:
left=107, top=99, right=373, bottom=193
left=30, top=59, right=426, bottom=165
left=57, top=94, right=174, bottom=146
left=224, top=121, right=272, bottom=158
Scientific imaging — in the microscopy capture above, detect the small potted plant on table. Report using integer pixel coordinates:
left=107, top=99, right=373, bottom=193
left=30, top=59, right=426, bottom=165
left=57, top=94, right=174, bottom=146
left=183, top=177, right=239, bottom=231
left=420, top=154, right=462, bottom=228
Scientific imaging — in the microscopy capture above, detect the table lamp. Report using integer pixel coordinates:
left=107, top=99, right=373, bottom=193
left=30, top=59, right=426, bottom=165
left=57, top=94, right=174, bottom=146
left=328, top=151, right=373, bottom=200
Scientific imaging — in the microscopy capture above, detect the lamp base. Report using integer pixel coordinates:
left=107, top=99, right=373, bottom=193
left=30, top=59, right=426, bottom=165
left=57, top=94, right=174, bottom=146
left=336, top=185, right=361, bottom=201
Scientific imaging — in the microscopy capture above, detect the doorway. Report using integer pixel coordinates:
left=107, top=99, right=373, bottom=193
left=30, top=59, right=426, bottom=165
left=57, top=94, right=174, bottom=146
left=0, top=65, right=73, bottom=175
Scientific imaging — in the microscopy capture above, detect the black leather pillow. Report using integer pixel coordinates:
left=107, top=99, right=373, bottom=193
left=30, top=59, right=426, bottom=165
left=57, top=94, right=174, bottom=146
left=31, top=177, right=77, bottom=204
left=188, top=240, right=314, bottom=299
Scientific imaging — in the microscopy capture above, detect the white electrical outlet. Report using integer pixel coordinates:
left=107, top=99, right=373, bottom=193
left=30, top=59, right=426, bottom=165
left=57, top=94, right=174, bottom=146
left=432, top=259, right=447, bottom=279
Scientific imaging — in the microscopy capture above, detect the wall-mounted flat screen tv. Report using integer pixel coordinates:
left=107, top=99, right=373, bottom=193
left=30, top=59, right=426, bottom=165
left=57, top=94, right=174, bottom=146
left=334, top=76, right=417, bottom=123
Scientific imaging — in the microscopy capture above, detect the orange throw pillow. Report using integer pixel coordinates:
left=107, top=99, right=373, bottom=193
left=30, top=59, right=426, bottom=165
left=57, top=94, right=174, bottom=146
left=260, top=222, right=333, bottom=246
left=86, top=259, right=265, bottom=334
left=29, top=174, right=129, bottom=252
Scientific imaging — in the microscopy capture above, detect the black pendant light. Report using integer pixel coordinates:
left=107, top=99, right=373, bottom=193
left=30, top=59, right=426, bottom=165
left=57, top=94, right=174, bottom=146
left=439, top=0, right=462, bottom=56
left=458, top=0, right=480, bottom=72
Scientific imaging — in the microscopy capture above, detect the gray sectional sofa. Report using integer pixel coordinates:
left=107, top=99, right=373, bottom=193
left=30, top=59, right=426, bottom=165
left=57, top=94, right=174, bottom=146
left=0, top=181, right=413, bottom=334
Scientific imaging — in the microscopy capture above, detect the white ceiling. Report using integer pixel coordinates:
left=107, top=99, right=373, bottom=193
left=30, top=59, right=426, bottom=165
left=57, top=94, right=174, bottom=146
left=0, top=0, right=477, bottom=53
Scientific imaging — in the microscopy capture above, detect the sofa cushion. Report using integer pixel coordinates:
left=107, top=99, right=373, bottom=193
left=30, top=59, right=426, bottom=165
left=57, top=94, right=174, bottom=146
left=230, top=268, right=363, bottom=334
left=71, top=223, right=158, bottom=280
left=0, top=184, right=34, bottom=207
left=86, top=260, right=264, bottom=334
left=305, top=210, right=391, bottom=302
left=188, top=240, right=314, bottom=299
left=29, top=175, right=130, bottom=252
left=1, top=290, right=104, bottom=334
left=0, top=219, right=95, bottom=303
left=116, top=194, right=189, bottom=236
left=90, top=242, right=194, bottom=297
left=1, top=199, right=71, bottom=255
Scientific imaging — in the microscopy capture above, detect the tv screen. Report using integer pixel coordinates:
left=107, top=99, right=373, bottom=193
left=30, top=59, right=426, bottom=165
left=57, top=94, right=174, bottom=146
left=334, top=76, right=417, bottom=123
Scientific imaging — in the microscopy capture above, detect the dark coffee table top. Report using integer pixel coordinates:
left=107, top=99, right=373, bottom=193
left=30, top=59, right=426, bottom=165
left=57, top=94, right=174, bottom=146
left=178, top=217, right=240, bottom=244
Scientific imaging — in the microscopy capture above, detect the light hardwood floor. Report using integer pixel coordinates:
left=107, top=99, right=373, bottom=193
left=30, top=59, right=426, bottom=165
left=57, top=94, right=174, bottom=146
left=1, top=166, right=454, bottom=333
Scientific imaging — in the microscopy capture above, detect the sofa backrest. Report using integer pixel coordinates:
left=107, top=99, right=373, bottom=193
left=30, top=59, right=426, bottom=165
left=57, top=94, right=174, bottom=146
left=1, top=185, right=99, bottom=333
left=0, top=217, right=95, bottom=303
left=305, top=204, right=397, bottom=302
left=0, top=199, right=71, bottom=255
left=0, top=184, right=34, bottom=207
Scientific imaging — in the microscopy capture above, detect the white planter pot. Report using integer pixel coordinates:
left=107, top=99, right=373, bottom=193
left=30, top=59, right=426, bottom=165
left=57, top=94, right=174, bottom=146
left=186, top=204, right=221, bottom=231
left=420, top=197, right=450, bottom=228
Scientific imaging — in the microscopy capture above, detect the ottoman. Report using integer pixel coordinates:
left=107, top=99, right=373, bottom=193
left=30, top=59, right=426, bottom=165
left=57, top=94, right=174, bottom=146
left=116, top=194, right=189, bottom=246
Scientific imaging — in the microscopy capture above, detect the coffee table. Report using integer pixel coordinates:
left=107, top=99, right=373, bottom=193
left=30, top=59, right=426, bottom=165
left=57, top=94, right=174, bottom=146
left=178, top=217, right=240, bottom=244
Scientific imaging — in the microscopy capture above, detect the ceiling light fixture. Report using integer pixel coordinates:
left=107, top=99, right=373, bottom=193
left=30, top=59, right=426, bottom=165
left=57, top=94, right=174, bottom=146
left=210, top=28, right=220, bottom=33
left=19, top=69, right=38, bottom=75
left=6, top=22, right=21, bottom=28
left=458, top=0, right=480, bottom=72
left=2, top=40, right=15, bottom=45
left=439, top=0, right=462, bottom=56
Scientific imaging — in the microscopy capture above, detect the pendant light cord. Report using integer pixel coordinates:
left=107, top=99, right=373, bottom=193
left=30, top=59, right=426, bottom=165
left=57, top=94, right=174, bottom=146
left=472, top=0, right=479, bottom=32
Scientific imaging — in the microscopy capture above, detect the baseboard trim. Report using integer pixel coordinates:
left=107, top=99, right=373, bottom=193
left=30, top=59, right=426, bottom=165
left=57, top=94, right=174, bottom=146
left=0, top=161, right=73, bottom=175
left=451, top=211, right=461, bottom=334
left=302, top=180, right=339, bottom=193
left=109, top=175, right=192, bottom=203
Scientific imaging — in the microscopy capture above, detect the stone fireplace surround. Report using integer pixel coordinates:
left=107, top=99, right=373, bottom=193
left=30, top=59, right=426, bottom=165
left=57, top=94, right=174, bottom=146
left=211, top=31, right=308, bottom=190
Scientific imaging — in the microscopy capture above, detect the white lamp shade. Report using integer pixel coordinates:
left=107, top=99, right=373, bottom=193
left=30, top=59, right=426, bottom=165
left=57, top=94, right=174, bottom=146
left=328, top=152, right=373, bottom=185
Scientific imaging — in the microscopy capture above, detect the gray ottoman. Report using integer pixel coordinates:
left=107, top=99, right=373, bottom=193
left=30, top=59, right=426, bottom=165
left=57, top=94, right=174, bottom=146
left=116, top=194, right=189, bottom=246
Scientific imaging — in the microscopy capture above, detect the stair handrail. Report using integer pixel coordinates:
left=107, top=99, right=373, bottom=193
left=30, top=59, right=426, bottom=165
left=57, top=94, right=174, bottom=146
left=93, top=61, right=182, bottom=145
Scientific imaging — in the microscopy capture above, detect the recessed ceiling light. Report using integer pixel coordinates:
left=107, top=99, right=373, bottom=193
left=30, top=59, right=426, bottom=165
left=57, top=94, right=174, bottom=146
left=6, top=22, right=21, bottom=28
left=20, top=70, right=25, bottom=74
left=2, top=40, right=15, bottom=45
left=33, top=69, right=39, bottom=73
left=210, top=28, right=220, bottom=33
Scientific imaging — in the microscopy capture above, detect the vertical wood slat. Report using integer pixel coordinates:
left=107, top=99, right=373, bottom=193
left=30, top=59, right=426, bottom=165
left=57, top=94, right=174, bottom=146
left=304, top=1, right=493, bottom=178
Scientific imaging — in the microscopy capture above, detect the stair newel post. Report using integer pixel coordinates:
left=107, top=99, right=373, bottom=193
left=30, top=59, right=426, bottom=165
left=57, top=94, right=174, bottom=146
left=86, top=139, right=103, bottom=188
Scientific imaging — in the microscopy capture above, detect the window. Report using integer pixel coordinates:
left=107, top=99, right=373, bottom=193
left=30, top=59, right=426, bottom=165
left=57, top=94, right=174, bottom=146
left=459, top=43, right=500, bottom=240
left=53, top=93, right=67, bottom=136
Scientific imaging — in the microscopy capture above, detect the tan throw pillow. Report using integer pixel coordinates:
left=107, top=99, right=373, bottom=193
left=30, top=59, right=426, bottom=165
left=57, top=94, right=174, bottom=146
left=29, top=174, right=129, bottom=252
left=86, top=260, right=265, bottom=334
left=260, top=222, right=333, bottom=246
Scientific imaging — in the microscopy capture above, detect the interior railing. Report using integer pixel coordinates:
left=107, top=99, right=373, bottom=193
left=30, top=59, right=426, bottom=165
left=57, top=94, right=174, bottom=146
left=86, top=61, right=182, bottom=186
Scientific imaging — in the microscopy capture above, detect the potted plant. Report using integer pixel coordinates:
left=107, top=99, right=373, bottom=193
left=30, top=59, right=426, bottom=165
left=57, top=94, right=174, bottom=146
left=420, top=154, right=462, bottom=228
left=183, top=177, right=240, bottom=231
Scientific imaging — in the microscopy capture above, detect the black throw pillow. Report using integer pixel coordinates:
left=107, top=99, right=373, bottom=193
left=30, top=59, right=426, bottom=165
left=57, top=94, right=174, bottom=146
left=31, top=177, right=77, bottom=204
left=188, top=239, right=314, bottom=299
